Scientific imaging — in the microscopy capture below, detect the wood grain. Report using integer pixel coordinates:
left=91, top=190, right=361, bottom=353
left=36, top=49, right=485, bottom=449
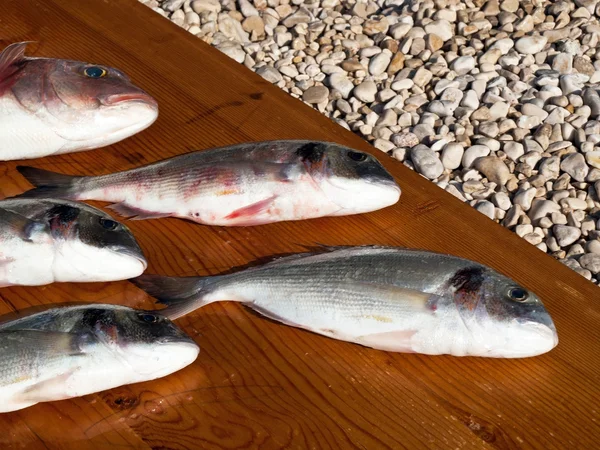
left=0, top=0, right=599, bottom=449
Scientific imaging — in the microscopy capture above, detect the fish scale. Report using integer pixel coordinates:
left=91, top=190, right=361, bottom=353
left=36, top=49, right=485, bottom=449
left=0, top=42, right=157, bottom=160
left=17, top=140, right=401, bottom=226
left=133, top=246, right=558, bottom=358
left=0, top=304, right=199, bottom=412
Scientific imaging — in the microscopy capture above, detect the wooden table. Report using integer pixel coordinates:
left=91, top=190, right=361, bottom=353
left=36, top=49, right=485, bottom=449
left=1, top=1, right=598, bottom=448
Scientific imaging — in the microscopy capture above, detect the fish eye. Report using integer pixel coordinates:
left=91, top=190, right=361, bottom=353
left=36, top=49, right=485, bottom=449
left=99, top=218, right=118, bottom=230
left=507, top=287, right=529, bottom=302
left=138, top=313, right=159, bottom=324
left=347, top=151, right=368, bottom=162
left=84, top=66, right=107, bottom=78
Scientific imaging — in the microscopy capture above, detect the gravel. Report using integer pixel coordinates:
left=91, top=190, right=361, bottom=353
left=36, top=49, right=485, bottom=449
left=142, top=0, right=600, bottom=286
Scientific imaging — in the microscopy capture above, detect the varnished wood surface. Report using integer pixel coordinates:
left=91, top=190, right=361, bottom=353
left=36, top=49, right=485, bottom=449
left=1, top=1, right=598, bottom=448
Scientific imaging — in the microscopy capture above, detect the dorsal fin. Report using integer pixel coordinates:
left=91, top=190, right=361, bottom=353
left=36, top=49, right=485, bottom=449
left=0, top=42, right=30, bottom=80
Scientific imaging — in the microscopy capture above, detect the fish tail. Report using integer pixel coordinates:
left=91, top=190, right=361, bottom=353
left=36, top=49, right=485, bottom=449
left=130, top=274, right=222, bottom=320
left=15, top=166, right=82, bottom=199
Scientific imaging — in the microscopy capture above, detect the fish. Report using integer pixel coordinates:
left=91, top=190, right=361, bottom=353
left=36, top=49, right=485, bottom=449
left=0, top=198, right=147, bottom=286
left=15, top=140, right=401, bottom=226
left=0, top=42, right=158, bottom=160
left=131, top=246, right=558, bottom=358
left=0, top=304, right=199, bottom=412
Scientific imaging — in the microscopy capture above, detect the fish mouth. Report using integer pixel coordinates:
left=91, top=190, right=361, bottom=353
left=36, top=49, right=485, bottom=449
left=100, top=92, right=158, bottom=108
left=520, top=320, right=559, bottom=351
left=111, top=245, right=148, bottom=270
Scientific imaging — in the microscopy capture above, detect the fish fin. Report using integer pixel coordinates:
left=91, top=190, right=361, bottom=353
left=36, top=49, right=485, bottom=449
left=0, top=42, right=29, bottom=81
left=246, top=304, right=304, bottom=329
left=356, top=330, right=418, bottom=352
left=348, top=282, right=434, bottom=308
left=16, top=368, right=79, bottom=404
left=107, top=203, right=171, bottom=220
left=15, top=166, right=81, bottom=199
left=223, top=195, right=278, bottom=225
left=130, top=274, right=222, bottom=320
left=0, top=330, right=88, bottom=354
left=0, top=208, right=45, bottom=240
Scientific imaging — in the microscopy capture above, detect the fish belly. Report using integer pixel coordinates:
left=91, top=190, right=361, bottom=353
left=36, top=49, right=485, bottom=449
left=0, top=238, right=54, bottom=286
left=0, top=98, right=66, bottom=160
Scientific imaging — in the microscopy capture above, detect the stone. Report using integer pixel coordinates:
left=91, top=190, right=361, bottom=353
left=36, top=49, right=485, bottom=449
left=411, top=145, right=445, bottom=180
left=583, top=89, right=600, bottom=118
left=529, top=200, right=561, bottom=222
left=387, top=52, right=406, bottom=74
left=441, top=143, right=464, bottom=170
left=192, top=0, right=221, bottom=13
left=475, top=201, right=496, bottom=219
left=522, top=103, right=549, bottom=121
left=450, top=56, right=475, bottom=75
left=553, top=53, right=573, bottom=74
left=353, top=80, right=377, bottom=103
left=242, top=16, right=265, bottom=36
left=392, top=132, right=419, bottom=148
left=412, top=68, right=433, bottom=87
left=163, top=0, right=186, bottom=11
left=500, top=0, right=519, bottom=12
left=216, top=42, right=246, bottom=63
left=369, top=50, right=392, bottom=76
left=281, top=7, right=311, bottom=27
left=573, top=56, right=595, bottom=76
left=493, top=192, right=512, bottom=210
left=504, top=142, right=524, bottom=161
left=239, top=0, right=259, bottom=17
left=328, top=73, right=354, bottom=98
left=303, top=86, right=329, bottom=104
left=515, top=35, right=547, bottom=54
left=553, top=225, right=582, bottom=247
left=424, top=20, right=454, bottom=42
left=513, top=187, right=537, bottom=210
left=463, top=145, right=491, bottom=169
left=363, top=16, right=389, bottom=36
left=256, top=65, right=282, bottom=83
left=585, top=152, right=600, bottom=170
left=560, top=153, right=589, bottom=182
left=426, top=34, right=444, bottom=52
left=579, top=254, right=600, bottom=274
left=474, top=156, right=511, bottom=185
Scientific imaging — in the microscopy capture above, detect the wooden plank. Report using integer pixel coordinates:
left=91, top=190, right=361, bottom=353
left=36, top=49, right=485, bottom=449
left=0, top=0, right=598, bottom=448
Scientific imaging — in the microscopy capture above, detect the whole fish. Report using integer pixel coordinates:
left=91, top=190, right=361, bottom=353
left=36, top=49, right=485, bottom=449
left=0, top=198, right=146, bottom=286
left=0, top=42, right=158, bottom=160
left=132, top=246, right=558, bottom=358
left=16, top=140, right=401, bottom=226
left=0, top=304, right=199, bottom=412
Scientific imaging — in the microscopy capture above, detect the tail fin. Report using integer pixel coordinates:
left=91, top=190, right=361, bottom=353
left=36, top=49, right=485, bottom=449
left=15, top=166, right=81, bottom=199
left=130, top=274, right=221, bottom=320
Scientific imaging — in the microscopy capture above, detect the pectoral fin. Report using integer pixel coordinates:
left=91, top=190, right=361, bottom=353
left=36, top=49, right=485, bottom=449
left=108, top=203, right=171, bottom=220
left=16, top=369, right=79, bottom=403
left=356, top=330, right=418, bottom=352
left=223, top=195, right=278, bottom=225
left=0, top=208, right=46, bottom=241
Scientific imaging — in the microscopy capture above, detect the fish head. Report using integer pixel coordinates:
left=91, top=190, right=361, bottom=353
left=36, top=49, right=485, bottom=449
left=42, top=202, right=148, bottom=282
left=8, top=48, right=158, bottom=149
left=103, top=309, right=199, bottom=379
left=297, top=142, right=401, bottom=214
left=449, top=266, right=558, bottom=358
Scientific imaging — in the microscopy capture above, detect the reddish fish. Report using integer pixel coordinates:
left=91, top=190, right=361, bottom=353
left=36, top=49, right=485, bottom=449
left=0, top=42, right=158, bottom=160
left=15, top=140, right=401, bottom=226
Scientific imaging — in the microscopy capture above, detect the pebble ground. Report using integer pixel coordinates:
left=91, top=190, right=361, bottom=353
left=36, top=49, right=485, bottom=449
left=141, top=0, right=600, bottom=285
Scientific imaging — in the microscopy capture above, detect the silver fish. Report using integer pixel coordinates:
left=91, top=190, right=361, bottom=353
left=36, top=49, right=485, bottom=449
left=0, top=304, right=199, bottom=412
left=0, top=42, right=158, bottom=160
left=0, top=198, right=146, bottom=286
left=16, top=140, right=401, bottom=226
left=132, top=246, right=558, bottom=358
